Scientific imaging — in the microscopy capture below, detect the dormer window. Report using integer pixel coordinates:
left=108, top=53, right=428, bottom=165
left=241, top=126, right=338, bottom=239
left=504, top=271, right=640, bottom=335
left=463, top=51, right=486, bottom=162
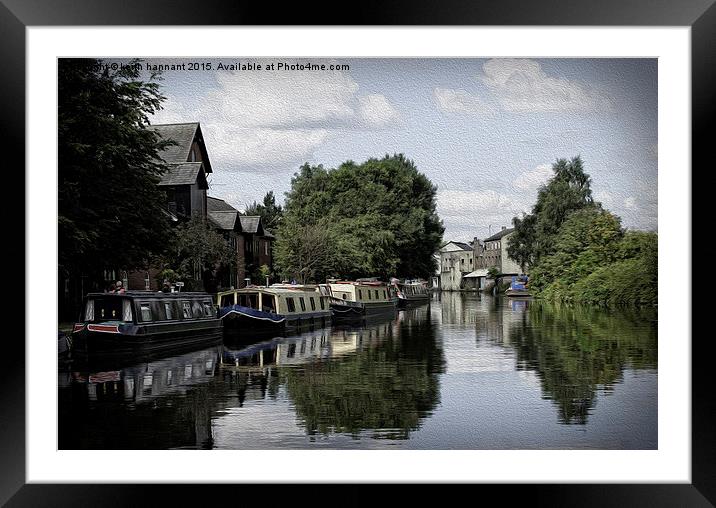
left=189, top=148, right=196, bottom=162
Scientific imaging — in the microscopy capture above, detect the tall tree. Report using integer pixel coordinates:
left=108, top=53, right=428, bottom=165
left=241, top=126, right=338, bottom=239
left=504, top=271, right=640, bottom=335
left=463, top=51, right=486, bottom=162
left=275, top=154, right=444, bottom=282
left=507, top=156, right=594, bottom=268
left=59, top=58, right=173, bottom=277
left=244, top=190, right=284, bottom=232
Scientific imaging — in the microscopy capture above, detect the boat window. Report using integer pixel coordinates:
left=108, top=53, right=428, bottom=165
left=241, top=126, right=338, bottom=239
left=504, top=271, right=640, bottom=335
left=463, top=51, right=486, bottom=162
left=358, top=289, right=362, bottom=300
left=123, top=300, right=133, bottom=321
left=383, top=290, right=387, bottom=299
left=319, top=298, right=325, bottom=310
left=262, top=295, right=276, bottom=313
left=299, top=297, right=306, bottom=311
left=310, top=297, right=316, bottom=310
left=239, top=293, right=258, bottom=309
left=367, top=290, right=371, bottom=300
left=374, top=290, right=379, bottom=300
left=182, top=301, right=192, bottom=318
left=164, top=302, right=174, bottom=320
left=84, top=300, right=94, bottom=321
left=203, top=302, right=214, bottom=317
left=286, top=297, right=296, bottom=313
left=342, top=294, right=347, bottom=300
left=220, top=295, right=233, bottom=307
left=192, top=300, right=203, bottom=318
left=139, top=303, right=153, bottom=322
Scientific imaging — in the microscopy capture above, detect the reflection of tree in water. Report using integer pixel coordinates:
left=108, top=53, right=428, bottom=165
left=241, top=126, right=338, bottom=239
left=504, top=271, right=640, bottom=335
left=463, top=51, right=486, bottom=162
left=505, top=302, right=657, bottom=425
left=282, top=307, right=446, bottom=439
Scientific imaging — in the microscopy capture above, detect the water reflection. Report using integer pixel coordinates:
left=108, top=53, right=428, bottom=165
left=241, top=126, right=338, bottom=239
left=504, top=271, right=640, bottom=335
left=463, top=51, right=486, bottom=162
left=58, top=296, right=657, bottom=449
left=504, top=301, right=657, bottom=424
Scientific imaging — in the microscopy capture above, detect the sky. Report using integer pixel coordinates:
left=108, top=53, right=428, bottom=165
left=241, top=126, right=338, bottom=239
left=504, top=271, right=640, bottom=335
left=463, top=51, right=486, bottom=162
left=138, top=58, right=657, bottom=243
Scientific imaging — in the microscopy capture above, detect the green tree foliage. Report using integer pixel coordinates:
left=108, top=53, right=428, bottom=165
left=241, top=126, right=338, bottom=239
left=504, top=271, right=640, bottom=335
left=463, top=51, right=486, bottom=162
left=275, top=155, right=444, bottom=282
left=244, top=190, right=284, bottom=233
left=59, top=58, right=173, bottom=277
left=508, top=156, right=593, bottom=268
left=165, top=216, right=236, bottom=290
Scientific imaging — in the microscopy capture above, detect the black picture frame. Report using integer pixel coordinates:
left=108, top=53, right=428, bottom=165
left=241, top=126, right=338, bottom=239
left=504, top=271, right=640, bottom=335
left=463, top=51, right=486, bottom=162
left=4, top=0, right=711, bottom=505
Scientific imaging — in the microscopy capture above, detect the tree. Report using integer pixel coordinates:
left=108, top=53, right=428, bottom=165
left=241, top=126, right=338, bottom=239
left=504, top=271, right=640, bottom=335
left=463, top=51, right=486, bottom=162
left=274, top=155, right=444, bottom=282
left=166, top=216, right=236, bottom=291
left=59, top=58, right=174, bottom=278
left=244, top=190, right=284, bottom=233
left=507, top=156, right=594, bottom=268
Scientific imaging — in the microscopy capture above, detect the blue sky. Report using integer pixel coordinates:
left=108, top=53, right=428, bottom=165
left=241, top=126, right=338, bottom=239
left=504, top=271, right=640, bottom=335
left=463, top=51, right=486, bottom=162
left=143, top=58, right=657, bottom=242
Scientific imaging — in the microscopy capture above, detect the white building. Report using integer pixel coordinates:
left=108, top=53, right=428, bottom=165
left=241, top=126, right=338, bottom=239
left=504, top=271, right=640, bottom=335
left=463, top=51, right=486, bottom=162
left=439, top=241, right=475, bottom=291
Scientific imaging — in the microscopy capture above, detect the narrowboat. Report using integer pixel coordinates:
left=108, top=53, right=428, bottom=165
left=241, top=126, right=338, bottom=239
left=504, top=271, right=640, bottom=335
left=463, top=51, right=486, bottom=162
left=216, top=285, right=331, bottom=331
left=390, top=278, right=430, bottom=307
left=71, top=291, right=223, bottom=356
left=319, top=279, right=396, bottom=319
left=505, top=275, right=532, bottom=297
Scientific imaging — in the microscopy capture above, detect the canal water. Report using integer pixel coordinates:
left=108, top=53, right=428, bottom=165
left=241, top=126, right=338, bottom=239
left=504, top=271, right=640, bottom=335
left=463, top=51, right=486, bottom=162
left=58, top=293, right=657, bottom=449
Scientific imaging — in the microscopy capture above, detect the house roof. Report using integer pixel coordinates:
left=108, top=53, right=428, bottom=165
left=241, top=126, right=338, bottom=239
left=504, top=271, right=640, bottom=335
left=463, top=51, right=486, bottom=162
left=239, top=216, right=264, bottom=235
left=441, top=241, right=473, bottom=252
left=150, top=122, right=213, bottom=174
left=207, top=195, right=239, bottom=212
left=208, top=211, right=240, bottom=231
left=483, top=228, right=515, bottom=242
left=463, top=269, right=489, bottom=278
left=158, top=162, right=206, bottom=187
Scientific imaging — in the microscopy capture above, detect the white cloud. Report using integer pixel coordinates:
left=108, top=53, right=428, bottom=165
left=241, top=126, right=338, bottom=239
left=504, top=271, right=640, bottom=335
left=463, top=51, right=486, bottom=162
left=358, top=94, right=401, bottom=128
left=479, top=59, right=613, bottom=113
left=150, top=59, right=400, bottom=171
left=513, top=164, right=553, bottom=192
left=624, top=196, right=638, bottom=210
left=434, top=88, right=491, bottom=114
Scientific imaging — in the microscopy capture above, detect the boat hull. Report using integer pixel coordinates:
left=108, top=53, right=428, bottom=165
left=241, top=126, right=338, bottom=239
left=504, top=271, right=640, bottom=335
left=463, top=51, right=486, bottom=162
left=71, top=319, right=223, bottom=356
left=330, top=299, right=396, bottom=319
left=396, top=295, right=430, bottom=308
left=219, top=304, right=330, bottom=331
left=505, top=289, right=532, bottom=298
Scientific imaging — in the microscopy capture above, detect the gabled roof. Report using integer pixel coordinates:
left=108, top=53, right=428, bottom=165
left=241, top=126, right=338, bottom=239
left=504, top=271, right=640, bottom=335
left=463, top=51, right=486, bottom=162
left=158, top=162, right=206, bottom=187
left=239, top=216, right=264, bottom=235
left=484, top=228, right=514, bottom=242
left=463, top=269, right=489, bottom=278
left=150, top=122, right=213, bottom=174
left=441, top=241, right=473, bottom=252
left=207, top=196, right=239, bottom=212
left=208, top=211, right=240, bottom=231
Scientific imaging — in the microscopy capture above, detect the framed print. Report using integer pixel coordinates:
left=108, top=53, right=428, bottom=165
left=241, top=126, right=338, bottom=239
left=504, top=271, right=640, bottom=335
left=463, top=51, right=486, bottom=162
left=4, top=0, right=713, bottom=505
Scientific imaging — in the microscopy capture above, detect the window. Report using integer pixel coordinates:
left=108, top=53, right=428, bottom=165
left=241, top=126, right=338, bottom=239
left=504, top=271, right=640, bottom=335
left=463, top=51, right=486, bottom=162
left=203, top=302, right=214, bottom=317
left=310, top=297, right=316, bottom=310
left=140, top=303, right=153, bottom=322
left=123, top=300, right=133, bottom=322
left=84, top=300, right=94, bottom=321
left=189, top=148, right=196, bottom=162
left=367, top=290, right=371, bottom=300
left=358, top=289, right=363, bottom=300
left=375, top=290, right=379, bottom=300
left=383, top=290, right=387, bottom=299
left=299, top=297, right=306, bottom=311
left=192, top=300, right=203, bottom=318
left=320, top=298, right=325, bottom=310
left=164, top=302, right=174, bottom=320
left=286, top=297, right=296, bottom=312
left=182, top=301, right=192, bottom=318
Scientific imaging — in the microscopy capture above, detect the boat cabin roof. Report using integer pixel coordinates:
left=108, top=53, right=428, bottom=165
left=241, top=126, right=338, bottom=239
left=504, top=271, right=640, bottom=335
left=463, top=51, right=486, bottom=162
left=86, top=291, right=212, bottom=299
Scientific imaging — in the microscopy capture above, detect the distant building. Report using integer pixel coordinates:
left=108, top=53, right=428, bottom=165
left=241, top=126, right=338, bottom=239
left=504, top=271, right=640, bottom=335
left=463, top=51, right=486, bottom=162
left=208, top=196, right=274, bottom=289
left=478, top=227, right=522, bottom=276
left=439, top=241, right=475, bottom=290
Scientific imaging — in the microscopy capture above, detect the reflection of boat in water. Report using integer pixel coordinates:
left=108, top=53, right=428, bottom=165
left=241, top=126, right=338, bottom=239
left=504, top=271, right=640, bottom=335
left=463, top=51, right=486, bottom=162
left=220, top=316, right=395, bottom=370
left=216, top=286, right=331, bottom=332
left=505, top=275, right=532, bottom=298
left=71, top=291, right=223, bottom=356
left=390, top=278, right=430, bottom=307
left=67, top=345, right=221, bottom=403
left=319, top=279, right=396, bottom=319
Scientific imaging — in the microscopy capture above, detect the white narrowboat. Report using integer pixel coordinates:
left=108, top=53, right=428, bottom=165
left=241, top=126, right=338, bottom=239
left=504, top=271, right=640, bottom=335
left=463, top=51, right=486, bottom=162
left=319, top=280, right=397, bottom=319
left=216, top=285, right=331, bottom=331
